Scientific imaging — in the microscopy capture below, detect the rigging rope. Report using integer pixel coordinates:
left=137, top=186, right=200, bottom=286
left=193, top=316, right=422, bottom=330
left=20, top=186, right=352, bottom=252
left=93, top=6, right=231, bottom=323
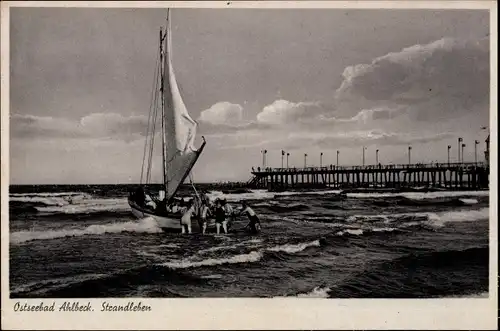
left=145, top=53, right=161, bottom=185
left=188, top=172, right=200, bottom=200
left=141, top=49, right=161, bottom=185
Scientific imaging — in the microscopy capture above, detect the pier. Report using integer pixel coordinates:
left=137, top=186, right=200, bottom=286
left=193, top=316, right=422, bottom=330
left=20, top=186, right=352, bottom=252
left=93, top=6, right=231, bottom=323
left=247, top=162, right=489, bottom=191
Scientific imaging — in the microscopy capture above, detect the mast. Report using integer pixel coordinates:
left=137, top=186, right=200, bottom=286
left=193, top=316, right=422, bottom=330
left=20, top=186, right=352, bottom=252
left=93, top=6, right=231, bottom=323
left=160, top=26, right=168, bottom=194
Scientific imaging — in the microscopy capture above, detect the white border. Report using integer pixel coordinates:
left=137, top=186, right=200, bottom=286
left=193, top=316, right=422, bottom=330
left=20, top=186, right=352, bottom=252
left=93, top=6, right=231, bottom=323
left=1, top=1, right=498, bottom=330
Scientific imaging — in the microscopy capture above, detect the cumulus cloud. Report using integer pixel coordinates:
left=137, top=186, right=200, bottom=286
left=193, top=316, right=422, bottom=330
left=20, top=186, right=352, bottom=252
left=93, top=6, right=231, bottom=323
left=334, top=37, right=489, bottom=120
left=256, top=99, right=325, bottom=125
left=198, top=102, right=244, bottom=125
left=10, top=112, right=148, bottom=140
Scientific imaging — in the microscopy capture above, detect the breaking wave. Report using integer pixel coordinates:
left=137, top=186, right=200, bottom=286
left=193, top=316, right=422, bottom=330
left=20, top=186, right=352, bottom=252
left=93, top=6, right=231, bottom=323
left=336, top=229, right=365, bottom=236
left=158, top=239, right=321, bottom=270
left=34, top=197, right=129, bottom=214
left=207, top=189, right=342, bottom=202
left=10, top=192, right=91, bottom=198
left=346, top=190, right=489, bottom=200
left=197, top=239, right=262, bottom=254
left=267, top=240, right=320, bottom=254
left=9, top=193, right=92, bottom=207
left=11, top=273, right=109, bottom=297
left=10, top=217, right=162, bottom=244
left=459, top=198, right=479, bottom=205
left=160, top=251, right=263, bottom=269
left=296, top=286, right=331, bottom=298
left=344, top=207, right=489, bottom=227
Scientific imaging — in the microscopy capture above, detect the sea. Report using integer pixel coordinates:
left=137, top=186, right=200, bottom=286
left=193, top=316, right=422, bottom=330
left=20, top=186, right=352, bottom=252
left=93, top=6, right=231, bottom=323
left=8, top=184, right=490, bottom=298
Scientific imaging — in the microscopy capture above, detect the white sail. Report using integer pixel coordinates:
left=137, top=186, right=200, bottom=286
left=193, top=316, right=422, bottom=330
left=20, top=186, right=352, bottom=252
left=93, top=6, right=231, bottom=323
left=162, top=10, right=204, bottom=200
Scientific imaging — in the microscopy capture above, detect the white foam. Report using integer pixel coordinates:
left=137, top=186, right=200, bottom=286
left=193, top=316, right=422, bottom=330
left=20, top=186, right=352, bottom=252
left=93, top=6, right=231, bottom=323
left=207, top=189, right=342, bottom=203
left=336, top=229, right=364, bottom=236
left=34, top=197, right=129, bottom=214
left=459, top=198, right=479, bottom=205
left=343, top=208, right=489, bottom=230
left=200, top=274, right=223, bottom=279
left=160, top=251, right=263, bottom=269
left=10, top=192, right=91, bottom=198
left=426, top=208, right=490, bottom=227
left=371, top=227, right=397, bottom=232
left=10, top=217, right=162, bottom=244
left=296, top=286, right=331, bottom=298
left=346, top=214, right=391, bottom=224
left=11, top=273, right=108, bottom=295
left=267, top=240, right=320, bottom=254
left=156, top=243, right=180, bottom=249
left=197, top=239, right=263, bottom=254
left=10, top=193, right=92, bottom=206
left=346, top=190, right=489, bottom=200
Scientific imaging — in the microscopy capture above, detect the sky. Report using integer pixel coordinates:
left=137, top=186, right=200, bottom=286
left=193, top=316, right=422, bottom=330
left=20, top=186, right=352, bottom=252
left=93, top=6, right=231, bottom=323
left=9, top=6, right=491, bottom=184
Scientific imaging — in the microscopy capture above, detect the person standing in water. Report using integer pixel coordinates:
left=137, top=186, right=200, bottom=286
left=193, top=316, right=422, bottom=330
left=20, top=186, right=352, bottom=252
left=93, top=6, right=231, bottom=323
left=198, top=199, right=211, bottom=234
left=214, top=200, right=227, bottom=234
left=180, top=201, right=195, bottom=234
left=239, top=201, right=261, bottom=234
left=221, top=199, right=234, bottom=232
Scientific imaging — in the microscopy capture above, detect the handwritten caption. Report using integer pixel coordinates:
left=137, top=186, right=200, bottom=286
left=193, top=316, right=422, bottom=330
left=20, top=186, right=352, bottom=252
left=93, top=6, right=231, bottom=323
left=13, top=301, right=152, bottom=312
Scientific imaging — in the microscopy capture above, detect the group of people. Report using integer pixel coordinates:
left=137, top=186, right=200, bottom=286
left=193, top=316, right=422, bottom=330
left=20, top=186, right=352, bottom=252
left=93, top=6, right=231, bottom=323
left=130, top=187, right=262, bottom=235
left=179, top=195, right=261, bottom=236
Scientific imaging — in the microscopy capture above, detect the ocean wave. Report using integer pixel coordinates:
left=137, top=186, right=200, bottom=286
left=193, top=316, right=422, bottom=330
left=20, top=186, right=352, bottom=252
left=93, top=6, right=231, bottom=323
left=423, top=208, right=490, bottom=228
left=296, top=286, right=331, bottom=298
left=9, top=193, right=92, bottom=207
left=34, top=197, right=129, bottom=214
left=160, top=238, right=319, bottom=270
left=459, top=198, right=479, bottom=205
left=200, top=274, right=223, bottom=280
left=343, top=208, right=489, bottom=229
left=207, top=189, right=342, bottom=202
left=267, top=240, right=320, bottom=254
left=273, top=286, right=331, bottom=298
left=327, top=246, right=489, bottom=298
left=136, top=244, right=180, bottom=260
left=336, top=229, right=364, bottom=236
left=346, top=190, right=489, bottom=200
left=10, top=217, right=162, bottom=244
left=197, top=239, right=262, bottom=254
left=10, top=192, right=91, bottom=198
left=11, top=273, right=108, bottom=296
left=160, top=251, right=263, bottom=269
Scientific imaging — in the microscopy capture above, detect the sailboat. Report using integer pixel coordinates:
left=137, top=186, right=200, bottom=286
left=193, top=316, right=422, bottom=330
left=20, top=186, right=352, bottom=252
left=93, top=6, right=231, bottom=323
left=128, top=9, right=207, bottom=231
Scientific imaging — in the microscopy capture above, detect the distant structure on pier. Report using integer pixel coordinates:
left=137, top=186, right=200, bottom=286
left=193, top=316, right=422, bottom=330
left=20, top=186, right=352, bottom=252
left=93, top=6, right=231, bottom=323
left=247, top=162, right=489, bottom=191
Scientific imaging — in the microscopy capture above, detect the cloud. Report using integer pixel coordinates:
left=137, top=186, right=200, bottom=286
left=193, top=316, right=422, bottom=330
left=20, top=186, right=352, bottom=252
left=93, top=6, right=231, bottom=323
left=280, top=130, right=454, bottom=151
left=79, top=113, right=148, bottom=138
left=256, top=99, right=324, bottom=125
left=10, top=114, right=82, bottom=139
left=334, top=37, right=489, bottom=120
left=198, top=102, right=244, bottom=125
left=10, top=112, right=148, bottom=140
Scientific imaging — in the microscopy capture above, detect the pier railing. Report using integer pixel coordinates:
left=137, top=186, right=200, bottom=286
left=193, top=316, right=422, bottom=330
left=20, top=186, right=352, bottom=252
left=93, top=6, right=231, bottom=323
left=251, top=162, right=488, bottom=174
left=248, top=162, right=489, bottom=190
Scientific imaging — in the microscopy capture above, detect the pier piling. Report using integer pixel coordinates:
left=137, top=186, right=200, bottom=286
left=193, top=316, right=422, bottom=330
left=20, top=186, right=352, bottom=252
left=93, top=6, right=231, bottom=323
left=247, top=162, right=489, bottom=191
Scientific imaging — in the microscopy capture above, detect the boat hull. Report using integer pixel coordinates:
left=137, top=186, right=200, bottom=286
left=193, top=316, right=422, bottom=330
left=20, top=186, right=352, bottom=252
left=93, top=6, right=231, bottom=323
left=128, top=199, right=233, bottom=233
left=130, top=205, right=181, bottom=230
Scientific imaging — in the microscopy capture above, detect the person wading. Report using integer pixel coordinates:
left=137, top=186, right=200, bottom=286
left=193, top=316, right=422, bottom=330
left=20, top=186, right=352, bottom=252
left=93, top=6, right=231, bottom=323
left=198, top=200, right=211, bottom=234
left=214, top=200, right=227, bottom=234
left=180, top=201, right=195, bottom=234
left=239, top=201, right=261, bottom=234
left=221, top=199, right=234, bottom=232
